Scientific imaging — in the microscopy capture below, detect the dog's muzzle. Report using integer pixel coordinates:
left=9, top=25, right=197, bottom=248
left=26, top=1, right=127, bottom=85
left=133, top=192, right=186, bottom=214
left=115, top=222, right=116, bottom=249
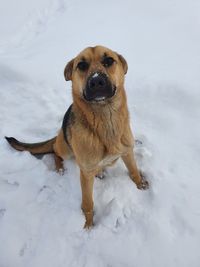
left=83, top=72, right=116, bottom=102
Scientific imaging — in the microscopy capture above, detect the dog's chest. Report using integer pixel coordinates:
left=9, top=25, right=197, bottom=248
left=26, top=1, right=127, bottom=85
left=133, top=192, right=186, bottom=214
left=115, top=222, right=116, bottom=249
left=98, top=154, right=120, bottom=167
left=97, top=131, right=125, bottom=168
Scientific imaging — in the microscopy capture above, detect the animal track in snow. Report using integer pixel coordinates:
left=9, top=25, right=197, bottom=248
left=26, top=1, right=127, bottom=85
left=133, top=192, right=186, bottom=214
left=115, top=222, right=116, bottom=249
left=100, top=198, right=132, bottom=230
left=0, top=208, right=6, bottom=219
left=0, top=180, right=19, bottom=193
left=0, top=0, right=67, bottom=53
left=37, top=185, right=56, bottom=203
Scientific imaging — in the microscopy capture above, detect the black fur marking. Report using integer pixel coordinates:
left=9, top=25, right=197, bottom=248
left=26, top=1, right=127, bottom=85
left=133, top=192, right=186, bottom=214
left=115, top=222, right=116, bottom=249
left=5, top=136, right=54, bottom=149
left=62, top=104, right=73, bottom=146
left=5, top=136, right=18, bottom=144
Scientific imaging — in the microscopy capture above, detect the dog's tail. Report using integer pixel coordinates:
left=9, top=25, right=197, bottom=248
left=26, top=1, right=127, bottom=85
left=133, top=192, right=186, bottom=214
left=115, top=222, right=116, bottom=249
left=5, top=136, right=56, bottom=155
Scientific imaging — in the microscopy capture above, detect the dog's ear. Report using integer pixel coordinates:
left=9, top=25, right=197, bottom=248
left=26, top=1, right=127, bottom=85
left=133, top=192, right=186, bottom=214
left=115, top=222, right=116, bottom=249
left=117, top=54, right=128, bottom=74
left=64, top=59, right=74, bottom=81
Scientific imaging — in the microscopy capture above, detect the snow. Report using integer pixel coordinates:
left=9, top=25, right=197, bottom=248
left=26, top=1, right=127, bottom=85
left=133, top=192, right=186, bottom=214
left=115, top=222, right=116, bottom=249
left=0, top=0, right=200, bottom=266
left=92, top=73, right=99, bottom=78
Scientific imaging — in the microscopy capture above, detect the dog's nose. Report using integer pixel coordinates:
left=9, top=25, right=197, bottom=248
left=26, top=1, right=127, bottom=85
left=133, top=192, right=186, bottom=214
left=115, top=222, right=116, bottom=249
left=84, top=72, right=114, bottom=101
left=88, top=73, right=107, bottom=90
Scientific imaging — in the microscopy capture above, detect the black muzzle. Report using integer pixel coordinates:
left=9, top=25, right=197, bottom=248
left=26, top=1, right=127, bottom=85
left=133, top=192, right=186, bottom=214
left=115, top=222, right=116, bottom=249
left=83, top=72, right=116, bottom=102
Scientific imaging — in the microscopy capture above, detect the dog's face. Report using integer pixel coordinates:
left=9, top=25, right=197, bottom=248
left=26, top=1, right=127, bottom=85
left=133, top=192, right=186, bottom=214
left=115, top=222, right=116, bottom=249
left=64, top=46, right=128, bottom=103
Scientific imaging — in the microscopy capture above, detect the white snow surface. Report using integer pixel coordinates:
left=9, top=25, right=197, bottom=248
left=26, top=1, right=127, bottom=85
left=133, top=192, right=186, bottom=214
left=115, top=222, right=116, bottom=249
left=0, top=0, right=200, bottom=266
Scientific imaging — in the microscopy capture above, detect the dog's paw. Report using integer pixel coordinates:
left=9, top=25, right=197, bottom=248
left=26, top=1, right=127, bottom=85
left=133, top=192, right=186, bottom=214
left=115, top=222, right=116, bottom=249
left=136, top=179, right=149, bottom=190
left=84, top=220, right=94, bottom=229
left=95, top=171, right=105, bottom=179
left=83, top=217, right=94, bottom=229
left=57, top=168, right=65, bottom=176
left=83, top=211, right=94, bottom=229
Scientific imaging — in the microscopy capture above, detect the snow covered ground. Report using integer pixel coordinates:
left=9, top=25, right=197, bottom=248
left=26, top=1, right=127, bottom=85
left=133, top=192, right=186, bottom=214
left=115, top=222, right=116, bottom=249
left=0, top=0, right=200, bottom=266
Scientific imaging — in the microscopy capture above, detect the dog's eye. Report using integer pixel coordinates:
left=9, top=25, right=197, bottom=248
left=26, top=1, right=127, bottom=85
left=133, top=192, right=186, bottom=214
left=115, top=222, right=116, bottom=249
left=77, top=61, right=89, bottom=71
left=102, top=57, right=115, bottom=67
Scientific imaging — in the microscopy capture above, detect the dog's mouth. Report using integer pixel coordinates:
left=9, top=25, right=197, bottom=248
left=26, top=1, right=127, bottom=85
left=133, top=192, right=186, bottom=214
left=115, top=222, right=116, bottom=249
left=83, top=86, right=116, bottom=103
left=83, top=72, right=116, bottom=103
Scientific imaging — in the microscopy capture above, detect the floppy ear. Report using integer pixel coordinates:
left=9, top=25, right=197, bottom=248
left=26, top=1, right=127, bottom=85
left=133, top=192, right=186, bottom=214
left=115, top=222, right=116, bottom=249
left=64, top=59, right=74, bottom=81
left=117, top=54, right=128, bottom=74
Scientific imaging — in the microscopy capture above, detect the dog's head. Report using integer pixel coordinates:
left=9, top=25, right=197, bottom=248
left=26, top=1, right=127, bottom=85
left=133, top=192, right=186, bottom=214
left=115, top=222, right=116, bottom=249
left=64, top=46, right=128, bottom=103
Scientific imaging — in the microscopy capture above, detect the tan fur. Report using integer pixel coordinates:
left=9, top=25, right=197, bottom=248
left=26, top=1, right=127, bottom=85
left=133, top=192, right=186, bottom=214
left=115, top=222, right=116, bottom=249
left=6, top=46, right=149, bottom=228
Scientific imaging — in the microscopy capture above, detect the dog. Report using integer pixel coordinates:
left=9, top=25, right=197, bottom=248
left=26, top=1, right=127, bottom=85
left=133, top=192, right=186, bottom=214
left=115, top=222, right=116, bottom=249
left=5, top=46, right=149, bottom=228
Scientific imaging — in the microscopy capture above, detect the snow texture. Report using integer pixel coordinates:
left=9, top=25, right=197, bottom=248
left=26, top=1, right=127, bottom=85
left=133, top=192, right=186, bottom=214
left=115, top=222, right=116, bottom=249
left=92, top=73, right=99, bottom=78
left=0, top=0, right=200, bottom=266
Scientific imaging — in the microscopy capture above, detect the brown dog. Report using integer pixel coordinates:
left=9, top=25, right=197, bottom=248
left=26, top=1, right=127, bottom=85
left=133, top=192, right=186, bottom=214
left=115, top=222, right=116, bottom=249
left=5, top=46, right=149, bottom=228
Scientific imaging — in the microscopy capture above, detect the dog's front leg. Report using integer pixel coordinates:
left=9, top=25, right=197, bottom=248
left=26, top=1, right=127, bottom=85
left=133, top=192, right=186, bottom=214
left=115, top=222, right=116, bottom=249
left=80, top=170, right=95, bottom=228
left=122, top=150, right=149, bottom=190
